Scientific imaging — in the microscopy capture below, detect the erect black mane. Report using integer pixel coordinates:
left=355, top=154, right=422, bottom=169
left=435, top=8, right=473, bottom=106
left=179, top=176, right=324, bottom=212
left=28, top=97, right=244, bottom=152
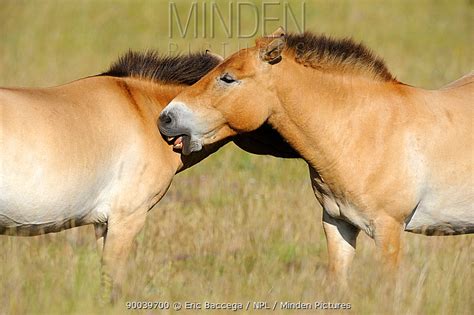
left=285, top=32, right=394, bottom=81
left=101, top=50, right=221, bottom=85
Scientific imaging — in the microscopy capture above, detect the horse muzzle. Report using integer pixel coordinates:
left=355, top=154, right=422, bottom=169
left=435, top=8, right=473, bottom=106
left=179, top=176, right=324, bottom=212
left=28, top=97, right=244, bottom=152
left=159, top=102, right=203, bottom=155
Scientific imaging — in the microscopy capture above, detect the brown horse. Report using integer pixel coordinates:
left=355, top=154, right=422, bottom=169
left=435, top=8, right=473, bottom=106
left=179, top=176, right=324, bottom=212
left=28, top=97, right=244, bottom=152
left=0, top=50, right=297, bottom=300
left=159, top=28, right=474, bottom=282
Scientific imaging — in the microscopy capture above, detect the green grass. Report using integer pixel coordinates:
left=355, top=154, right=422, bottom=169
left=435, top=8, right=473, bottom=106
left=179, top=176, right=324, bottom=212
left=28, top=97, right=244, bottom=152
left=1, top=1, right=473, bottom=314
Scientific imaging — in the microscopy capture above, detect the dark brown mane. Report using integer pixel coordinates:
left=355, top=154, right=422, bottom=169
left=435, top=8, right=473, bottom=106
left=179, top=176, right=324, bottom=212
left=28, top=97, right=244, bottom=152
left=285, top=32, right=394, bottom=81
left=102, top=50, right=221, bottom=85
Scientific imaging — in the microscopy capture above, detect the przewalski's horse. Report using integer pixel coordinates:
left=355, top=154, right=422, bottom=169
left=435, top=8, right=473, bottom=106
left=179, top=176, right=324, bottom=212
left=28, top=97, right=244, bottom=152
left=159, top=28, right=474, bottom=282
left=0, top=50, right=297, bottom=301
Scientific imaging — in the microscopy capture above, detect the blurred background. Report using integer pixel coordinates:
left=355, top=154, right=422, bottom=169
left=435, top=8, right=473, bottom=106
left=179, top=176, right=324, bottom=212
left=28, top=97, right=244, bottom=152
left=0, top=1, right=472, bottom=314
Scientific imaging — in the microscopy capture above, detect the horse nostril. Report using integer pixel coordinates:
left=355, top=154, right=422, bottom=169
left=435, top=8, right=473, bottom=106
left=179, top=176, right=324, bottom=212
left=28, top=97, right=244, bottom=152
left=159, top=112, right=173, bottom=125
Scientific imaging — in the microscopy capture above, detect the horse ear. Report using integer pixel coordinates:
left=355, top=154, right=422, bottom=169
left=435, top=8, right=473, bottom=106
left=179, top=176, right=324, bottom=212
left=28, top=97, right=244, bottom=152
left=206, top=49, right=224, bottom=63
left=269, top=26, right=286, bottom=37
left=259, top=26, right=286, bottom=65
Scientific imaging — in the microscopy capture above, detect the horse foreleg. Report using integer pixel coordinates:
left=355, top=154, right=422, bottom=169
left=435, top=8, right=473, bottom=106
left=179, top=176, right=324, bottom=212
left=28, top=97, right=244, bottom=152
left=322, top=210, right=360, bottom=285
left=372, top=215, right=402, bottom=270
left=100, top=209, right=147, bottom=303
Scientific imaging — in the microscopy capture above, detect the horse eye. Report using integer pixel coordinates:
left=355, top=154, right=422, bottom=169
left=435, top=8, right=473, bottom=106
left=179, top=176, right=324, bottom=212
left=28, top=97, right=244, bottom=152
left=219, top=73, right=236, bottom=84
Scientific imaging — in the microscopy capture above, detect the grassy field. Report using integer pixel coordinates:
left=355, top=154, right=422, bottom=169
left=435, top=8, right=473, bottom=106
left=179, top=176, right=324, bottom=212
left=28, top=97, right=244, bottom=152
left=1, top=1, right=473, bottom=314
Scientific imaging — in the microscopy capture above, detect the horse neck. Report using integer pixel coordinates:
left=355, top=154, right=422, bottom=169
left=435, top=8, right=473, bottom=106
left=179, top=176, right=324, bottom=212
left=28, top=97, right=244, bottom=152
left=119, top=78, right=232, bottom=173
left=268, top=61, right=409, bottom=173
left=118, top=77, right=187, bottom=118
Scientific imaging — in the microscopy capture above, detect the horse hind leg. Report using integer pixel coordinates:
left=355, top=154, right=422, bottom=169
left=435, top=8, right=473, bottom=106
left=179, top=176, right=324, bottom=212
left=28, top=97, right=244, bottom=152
left=322, top=210, right=360, bottom=286
left=94, top=223, right=107, bottom=256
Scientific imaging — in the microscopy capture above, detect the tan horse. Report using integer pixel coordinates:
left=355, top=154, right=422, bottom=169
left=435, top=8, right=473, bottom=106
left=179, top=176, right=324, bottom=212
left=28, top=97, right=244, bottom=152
left=0, top=50, right=297, bottom=300
left=159, top=28, right=474, bottom=282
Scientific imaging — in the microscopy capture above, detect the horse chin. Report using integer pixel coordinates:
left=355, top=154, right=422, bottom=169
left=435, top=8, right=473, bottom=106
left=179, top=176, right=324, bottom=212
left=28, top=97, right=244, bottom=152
left=182, top=135, right=203, bottom=155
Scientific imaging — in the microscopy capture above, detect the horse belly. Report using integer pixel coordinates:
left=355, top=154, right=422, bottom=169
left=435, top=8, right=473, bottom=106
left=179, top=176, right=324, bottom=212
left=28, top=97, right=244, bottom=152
left=0, top=187, right=109, bottom=235
left=0, top=163, right=111, bottom=235
left=0, top=103, right=113, bottom=234
left=404, top=189, right=474, bottom=235
left=404, top=104, right=473, bottom=235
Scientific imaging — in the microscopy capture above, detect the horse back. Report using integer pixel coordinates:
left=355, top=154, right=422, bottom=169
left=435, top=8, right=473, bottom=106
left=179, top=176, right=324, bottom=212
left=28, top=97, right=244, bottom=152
left=441, top=71, right=474, bottom=90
